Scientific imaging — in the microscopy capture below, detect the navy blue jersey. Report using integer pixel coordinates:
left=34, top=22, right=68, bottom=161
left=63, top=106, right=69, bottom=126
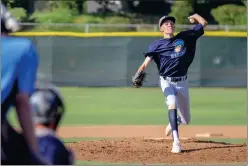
left=144, top=24, right=204, bottom=77
left=1, top=36, right=39, bottom=120
left=37, top=134, right=74, bottom=165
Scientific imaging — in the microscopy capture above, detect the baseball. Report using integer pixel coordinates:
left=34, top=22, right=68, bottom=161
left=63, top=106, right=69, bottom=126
left=189, top=18, right=195, bottom=23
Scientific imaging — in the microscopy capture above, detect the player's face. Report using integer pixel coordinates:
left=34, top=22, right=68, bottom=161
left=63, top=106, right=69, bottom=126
left=161, top=20, right=175, bottom=34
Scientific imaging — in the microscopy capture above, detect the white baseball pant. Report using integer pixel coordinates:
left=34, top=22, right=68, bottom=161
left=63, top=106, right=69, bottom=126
left=159, top=76, right=191, bottom=124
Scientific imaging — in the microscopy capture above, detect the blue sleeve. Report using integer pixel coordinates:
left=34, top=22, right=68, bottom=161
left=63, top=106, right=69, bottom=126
left=143, top=42, right=157, bottom=60
left=186, top=24, right=204, bottom=40
left=17, top=43, right=39, bottom=95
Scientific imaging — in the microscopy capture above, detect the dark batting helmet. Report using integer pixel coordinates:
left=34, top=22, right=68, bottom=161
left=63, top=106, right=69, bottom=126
left=30, top=86, right=65, bottom=130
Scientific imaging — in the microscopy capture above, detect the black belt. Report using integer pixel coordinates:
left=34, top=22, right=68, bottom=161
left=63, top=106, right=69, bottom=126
left=163, top=76, right=187, bottom=82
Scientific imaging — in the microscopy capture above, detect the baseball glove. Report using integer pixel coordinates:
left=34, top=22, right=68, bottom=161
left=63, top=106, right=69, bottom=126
left=132, top=71, right=147, bottom=88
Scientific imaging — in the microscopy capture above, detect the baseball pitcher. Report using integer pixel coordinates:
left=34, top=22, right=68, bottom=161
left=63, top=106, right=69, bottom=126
left=30, top=85, right=74, bottom=165
left=132, top=14, right=208, bottom=153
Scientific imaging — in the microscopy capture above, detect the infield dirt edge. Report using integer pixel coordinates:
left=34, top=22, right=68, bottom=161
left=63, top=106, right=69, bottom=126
left=57, top=125, right=246, bottom=139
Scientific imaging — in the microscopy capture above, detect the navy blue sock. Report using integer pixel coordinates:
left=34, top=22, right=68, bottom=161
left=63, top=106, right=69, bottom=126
left=168, top=109, right=179, bottom=139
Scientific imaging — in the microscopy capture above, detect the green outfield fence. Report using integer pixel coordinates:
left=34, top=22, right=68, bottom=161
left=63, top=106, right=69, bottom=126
left=11, top=31, right=247, bottom=87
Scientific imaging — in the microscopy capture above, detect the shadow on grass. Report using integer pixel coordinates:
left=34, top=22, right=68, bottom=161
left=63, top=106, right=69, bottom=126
left=182, top=144, right=245, bottom=153
left=195, top=138, right=247, bottom=145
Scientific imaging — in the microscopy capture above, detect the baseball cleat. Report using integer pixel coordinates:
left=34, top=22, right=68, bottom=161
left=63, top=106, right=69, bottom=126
left=171, top=140, right=182, bottom=153
left=165, top=123, right=172, bottom=136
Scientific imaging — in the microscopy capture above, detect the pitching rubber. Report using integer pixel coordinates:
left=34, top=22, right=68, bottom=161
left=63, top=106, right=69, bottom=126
left=195, top=132, right=224, bottom=138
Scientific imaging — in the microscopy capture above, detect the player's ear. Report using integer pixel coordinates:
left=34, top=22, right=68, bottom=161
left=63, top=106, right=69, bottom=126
left=160, top=25, right=164, bottom=32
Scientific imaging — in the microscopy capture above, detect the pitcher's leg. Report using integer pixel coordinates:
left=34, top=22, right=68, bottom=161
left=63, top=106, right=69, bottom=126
left=176, top=81, right=191, bottom=125
left=166, top=80, right=190, bottom=154
left=166, top=93, right=182, bottom=153
left=160, top=77, right=180, bottom=145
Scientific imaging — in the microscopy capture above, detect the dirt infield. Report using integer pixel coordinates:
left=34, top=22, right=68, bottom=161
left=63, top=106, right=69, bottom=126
left=59, top=125, right=247, bottom=164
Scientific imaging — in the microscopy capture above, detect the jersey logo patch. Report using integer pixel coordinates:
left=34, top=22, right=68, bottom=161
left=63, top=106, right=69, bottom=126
left=171, top=39, right=186, bottom=58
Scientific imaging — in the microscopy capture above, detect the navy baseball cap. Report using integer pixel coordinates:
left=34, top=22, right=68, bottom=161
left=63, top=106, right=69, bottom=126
left=159, top=16, right=176, bottom=27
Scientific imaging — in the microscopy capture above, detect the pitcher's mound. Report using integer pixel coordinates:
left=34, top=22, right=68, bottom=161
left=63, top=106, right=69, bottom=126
left=66, top=138, right=246, bottom=164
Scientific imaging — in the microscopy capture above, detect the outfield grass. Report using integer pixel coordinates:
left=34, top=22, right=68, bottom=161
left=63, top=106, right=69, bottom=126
left=8, top=87, right=246, bottom=126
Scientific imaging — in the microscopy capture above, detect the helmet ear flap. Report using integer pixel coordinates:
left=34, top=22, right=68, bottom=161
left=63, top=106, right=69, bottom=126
left=49, top=88, right=64, bottom=127
left=48, top=109, right=57, bottom=129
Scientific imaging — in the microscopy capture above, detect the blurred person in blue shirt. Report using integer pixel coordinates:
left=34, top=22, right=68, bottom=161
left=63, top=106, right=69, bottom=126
left=1, top=2, right=48, bottom=165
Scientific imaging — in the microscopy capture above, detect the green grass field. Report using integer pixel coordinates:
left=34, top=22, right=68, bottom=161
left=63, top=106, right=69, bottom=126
left=7, top=87, right=246, bottom=165
left=8, top=87, right=246, bottom=126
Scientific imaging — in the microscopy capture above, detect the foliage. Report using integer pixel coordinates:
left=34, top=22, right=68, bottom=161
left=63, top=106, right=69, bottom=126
left=62, top=14, right=132, bottom=25
left=92, top=16, right=133, bottom=32
left=30, top=7, right=75, bottom=23
left=82, top=1, right=88, bottom=13
left=242, top=0, right=247, bottom=6
left=2, top=0, right=30, bottom=15
left=2, top=0, right=24, bottom=7
left=2, top=0, right=12, bottom=8
left=104, top=16, right=132, bottom=24
left=168, top=1, right=193, bottom=24
left=27, top=13, right=134, bottom=32
left=44, top=1, right=78, bottom=15
left=74, top=15, right=133, bottom=32
left=8, top=7, right=27, bottom=22
left=73, top=15, right=104, bottom=24
left=211, top=4, right=247, bottom=25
